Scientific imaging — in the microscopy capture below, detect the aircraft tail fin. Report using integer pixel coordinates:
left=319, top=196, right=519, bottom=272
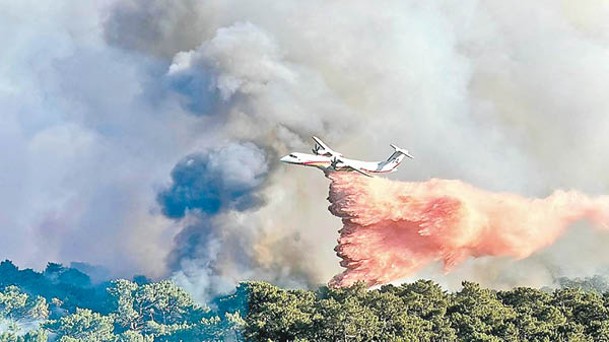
left=378, top=144, right=413, bottom=173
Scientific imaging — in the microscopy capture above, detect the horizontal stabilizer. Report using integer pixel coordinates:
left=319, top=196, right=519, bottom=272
left=390, top=144, right=414, bottom=159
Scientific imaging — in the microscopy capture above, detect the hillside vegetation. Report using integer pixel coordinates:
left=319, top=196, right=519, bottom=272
left=1, top=260, right=609, bottom=341
left=0, top=261, right=245, bottom=341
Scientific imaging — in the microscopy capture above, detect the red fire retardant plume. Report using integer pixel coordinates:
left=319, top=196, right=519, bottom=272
left=327, top=173, right=609, bottom=287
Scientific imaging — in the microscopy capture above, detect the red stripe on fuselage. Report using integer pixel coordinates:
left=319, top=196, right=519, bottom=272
left=301, top=160, right=396, bottom=174
left=302, top=161, right=331, bottom=167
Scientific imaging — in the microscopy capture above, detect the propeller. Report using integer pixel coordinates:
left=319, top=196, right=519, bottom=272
left=330, top=157, right=341, bottom=169
left=312, top=144, right=321, bottom=154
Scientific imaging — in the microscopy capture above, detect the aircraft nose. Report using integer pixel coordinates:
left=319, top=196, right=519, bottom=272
left=280, top=155, right=291, bottom=163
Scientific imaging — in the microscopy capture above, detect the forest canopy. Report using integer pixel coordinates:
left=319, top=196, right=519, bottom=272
left=1, top=260, right=609, bottom=341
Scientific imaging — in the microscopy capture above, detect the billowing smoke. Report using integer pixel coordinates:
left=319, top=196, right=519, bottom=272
left=157, top=141, right=321, bottom=298
left=328, top=173, right=609, bottom=287
left=157, top=142, right=268, bottom=219
left=157, top=142, right=271, bottom=297
left=4, top=0, right=609, bottom=295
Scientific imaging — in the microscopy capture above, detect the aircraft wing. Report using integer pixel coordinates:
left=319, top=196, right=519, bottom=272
left=312, top=136, right=342, bottom=157
left=348, top=166, right=373, bottom=177
left=312, top=136, right=331, bottom=151
left=332, top=157, right=372, bottom=177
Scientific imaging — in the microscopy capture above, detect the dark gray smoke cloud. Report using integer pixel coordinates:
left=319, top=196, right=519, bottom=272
left=157, top=142, right=268, bottom=218
left=103, top=0, right=212, bottom=58
left=156, top=141, right=319, bottom=298
left=156, top=142, right=280, bottom=297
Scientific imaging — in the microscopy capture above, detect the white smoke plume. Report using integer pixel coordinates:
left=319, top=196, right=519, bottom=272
left=3, top=0, right=609, bottom=295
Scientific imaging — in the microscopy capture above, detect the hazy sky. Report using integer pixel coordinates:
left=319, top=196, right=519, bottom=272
left=3, top=0, right=609, bottom=295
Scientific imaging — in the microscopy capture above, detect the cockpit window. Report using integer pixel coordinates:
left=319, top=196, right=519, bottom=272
left=289, top=154, right=297, bottom=158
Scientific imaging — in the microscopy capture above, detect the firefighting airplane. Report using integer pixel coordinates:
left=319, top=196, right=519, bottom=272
left=280, top=136, right=413, bottom=177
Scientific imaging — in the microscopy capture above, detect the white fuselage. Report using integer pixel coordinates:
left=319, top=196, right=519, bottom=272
left=280, top=152, right=404, bottom=174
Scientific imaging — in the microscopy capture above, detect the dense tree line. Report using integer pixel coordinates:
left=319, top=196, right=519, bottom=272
left=0, top=261, right=245, bottom=341
left=3, top=260, right=609, bottom=341
left=245, top=279, right=609, bottom=341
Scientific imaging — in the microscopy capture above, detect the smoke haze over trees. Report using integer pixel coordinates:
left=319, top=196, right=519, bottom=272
left=0, top=261, right=245, bottom=341
left=4, top=260, right=609, bottom=341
